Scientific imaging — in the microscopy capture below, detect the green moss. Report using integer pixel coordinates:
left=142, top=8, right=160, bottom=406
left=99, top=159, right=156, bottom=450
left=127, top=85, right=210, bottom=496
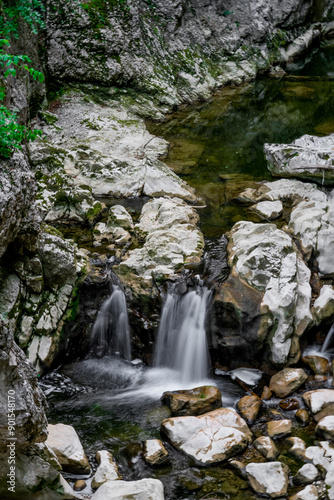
left=42, top=224, right=63, bottom=238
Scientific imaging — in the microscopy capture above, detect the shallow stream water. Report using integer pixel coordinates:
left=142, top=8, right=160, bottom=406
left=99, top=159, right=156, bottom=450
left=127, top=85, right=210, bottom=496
left=43, top=42, right=334, bottom=499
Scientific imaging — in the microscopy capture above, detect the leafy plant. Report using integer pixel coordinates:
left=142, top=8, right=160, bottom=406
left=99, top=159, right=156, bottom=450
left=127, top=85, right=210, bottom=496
left=0, top=105, right=42, bottom=157
left=0, top=38, right=44, bottom=158
left=0, top=0, right=45, bottom=38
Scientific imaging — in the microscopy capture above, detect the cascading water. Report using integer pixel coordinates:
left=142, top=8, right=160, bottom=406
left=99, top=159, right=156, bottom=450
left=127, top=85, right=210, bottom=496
left=91, top=285, right=131, bottom=360
left=321, top=323, right=334, bottom=353
left=153, top=287, right=211, bottom=384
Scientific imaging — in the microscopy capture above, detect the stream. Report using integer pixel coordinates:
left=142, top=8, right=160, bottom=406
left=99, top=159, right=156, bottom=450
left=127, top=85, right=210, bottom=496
left=41, top=42, right=334, bottom=499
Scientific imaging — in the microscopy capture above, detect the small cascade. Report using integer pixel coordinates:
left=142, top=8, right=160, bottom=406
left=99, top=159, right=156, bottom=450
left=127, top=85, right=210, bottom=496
left=153, top=287, right=211, bottom=384
left=321, top=323, right=334, bottom=353
left=91, top=285, right=131, bottom=360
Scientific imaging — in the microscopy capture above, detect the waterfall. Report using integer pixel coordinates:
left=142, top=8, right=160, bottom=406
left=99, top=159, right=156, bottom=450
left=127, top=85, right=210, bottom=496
left=321, top=323, right=334, bottom=353
left=153, top=287, right=211, bottom=384
left=91, top=285, right=131, bottom=360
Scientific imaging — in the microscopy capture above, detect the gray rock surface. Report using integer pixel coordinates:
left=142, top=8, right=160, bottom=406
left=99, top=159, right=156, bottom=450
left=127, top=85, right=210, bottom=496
left=45, top=0, right=331, bottom=105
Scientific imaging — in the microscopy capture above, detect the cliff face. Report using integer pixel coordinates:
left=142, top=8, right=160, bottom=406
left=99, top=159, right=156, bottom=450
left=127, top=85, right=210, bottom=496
left=46, top=0, right=334, bottom=104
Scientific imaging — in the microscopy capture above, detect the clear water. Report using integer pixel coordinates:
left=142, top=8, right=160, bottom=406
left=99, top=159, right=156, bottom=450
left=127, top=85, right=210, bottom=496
left=147, top=44, right=334, bottom=237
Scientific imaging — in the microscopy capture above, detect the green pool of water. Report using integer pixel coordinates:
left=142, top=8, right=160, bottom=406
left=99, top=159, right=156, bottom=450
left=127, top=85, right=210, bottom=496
left=147, top=54, right=334, bottom=237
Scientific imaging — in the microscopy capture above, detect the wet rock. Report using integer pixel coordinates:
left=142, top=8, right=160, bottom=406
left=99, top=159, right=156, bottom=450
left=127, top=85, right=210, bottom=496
left=73, top=480, right=86, bottom=491
left=213, top=221, right=312, bottom=367
left=237, top=395, right=261, bottom=423
left=316, top=416, right=334, bottom=440
left=313, top=285, right=334, bottom=324
left=303, top=389, right=334, bottom=421
left=161, top=407, right=252, bottom=465
left=296, top=409, right=310, bottom=425
left=93, top=222, right=131, bottom=247
left=267, top=419, right=292, bottom=439
left=264, top=133, right=334, bottom=185
left=251, top=200, right=283, bottom=220
left=92, top=450, right=121, bottom=489
left=261, top=386, right=273, bottom=400
left=279, top=398, right=300, bottom=411
left=285, top=437, right=307, bottom=459
left=108, top=205, right=134, bottom=231
left=269, top=368, right=308, bottom=398
left=245, top=462, right=289, bottom=498
left=46, top=423, right=90, bottom=474
left=302, top=355, right=330, bottom=376
left=289, top=484, right=319, bottom=500
left=161, top=386, right=222, bottom=417
left=116, top=197, right=204, bottom=282
left=294, top=464, right=320, bottom=485
left=91, top=478, right=164, bottom=500
left=229, top=459, right=247, bottom=477
left=144, top=440, right=169, bottom=466
left=253, top=436, right=278, bottom=461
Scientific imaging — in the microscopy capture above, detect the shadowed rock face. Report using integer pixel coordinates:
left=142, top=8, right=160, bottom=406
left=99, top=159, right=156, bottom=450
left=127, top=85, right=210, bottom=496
left=45, top=0, right=333, bottom=105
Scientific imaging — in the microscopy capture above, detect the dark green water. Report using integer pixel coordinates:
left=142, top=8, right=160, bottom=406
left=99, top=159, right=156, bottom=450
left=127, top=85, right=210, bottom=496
left=147, top=45, right=334, bottom=237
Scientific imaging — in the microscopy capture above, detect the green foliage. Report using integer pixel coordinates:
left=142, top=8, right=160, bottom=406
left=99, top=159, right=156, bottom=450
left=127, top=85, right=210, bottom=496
left=0, top=37, right=44, bottom=158
left=0, top=0, right=45, bottom=38
left=0, top=105, right=42, bottom=157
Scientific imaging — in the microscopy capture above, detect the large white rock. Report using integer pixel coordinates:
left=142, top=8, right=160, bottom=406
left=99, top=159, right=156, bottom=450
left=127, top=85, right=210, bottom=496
left=46, top=423, right=90, bottom=474
left=303, top=389, right=334, bottom=421
left=245, top=462, right=289, bottom=498
left=226, top=221, right=312, bottom=365
left=116, top=197, right=204, bottom=280
left=264, top=133, right=334, bottom=185
left=29, top=94, right=196, bottom=206
left=91, top=478, right=164, bottom=500
left=161, top=407, right=252, bottom=465
left=91, top=450, right=121, bottom=489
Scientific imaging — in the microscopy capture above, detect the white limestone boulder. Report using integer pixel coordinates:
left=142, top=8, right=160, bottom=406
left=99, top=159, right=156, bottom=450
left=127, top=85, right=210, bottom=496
left=116, top=197, right=204, bottom=281
left=303, top=389, right=334, bottom=421
left=217, top=221, right=312, bottom=366
left=264, top=133, right=334, bottom=185
left=251, top=200, right=283, bottom=220
left=316, top=416, right=334, bottom=440
left=245, top=462, right=289, bottom=498
left=108, top=205, right=134, bottom=230
left=46, top=423, right=90, bottom=474
left=161, top=407, right=252, bottom=465
left=294, top=464, right=320, bottom=485
left=91, top=478, right=164, bottom=500
left=91, top=450, right=121, bottom=489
